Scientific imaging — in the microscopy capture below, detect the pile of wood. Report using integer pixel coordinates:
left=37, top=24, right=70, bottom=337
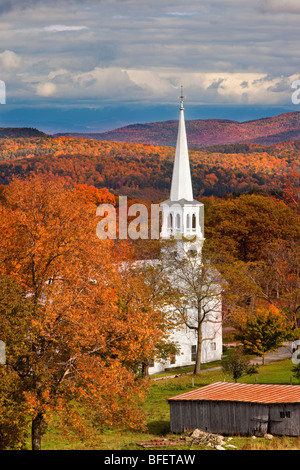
left=136, top=429, right=238, bottom=450
left=185, top=428, right=237, bottom=450
left=136, top=429, right=274, bottom=450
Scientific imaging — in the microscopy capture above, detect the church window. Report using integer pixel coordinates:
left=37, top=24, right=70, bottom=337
left=176, top=213, right=181, bottom=229
left=192, top=213, right=196, bottom=229
left=210, top=342, right=216, bottom=350
left=191, top=345, right=197, bottom=361
left=170, top=354, right=176, bottom=364
left=168, top=213, right=173, bottom=229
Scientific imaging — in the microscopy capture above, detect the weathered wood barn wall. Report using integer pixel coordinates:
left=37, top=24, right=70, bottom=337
left=168, top=382, right=300, bottom=436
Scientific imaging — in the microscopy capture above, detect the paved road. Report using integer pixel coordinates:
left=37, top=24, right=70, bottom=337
left=250, top=343, right=293, bottom=365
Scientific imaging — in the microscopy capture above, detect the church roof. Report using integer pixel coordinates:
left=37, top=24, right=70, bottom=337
left=160, top=198, right=202, bottom=207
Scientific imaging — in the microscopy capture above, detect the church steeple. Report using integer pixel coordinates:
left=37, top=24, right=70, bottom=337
left=170, top=86, right=193, bottom=202
left=160, top=87, right=204, bottom=250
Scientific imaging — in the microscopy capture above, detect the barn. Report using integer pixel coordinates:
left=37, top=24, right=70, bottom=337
left=168, top=381, right=300, bottom=436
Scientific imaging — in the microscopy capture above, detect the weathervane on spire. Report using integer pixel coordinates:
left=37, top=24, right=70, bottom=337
left=179, top=84, right=186, bottom=110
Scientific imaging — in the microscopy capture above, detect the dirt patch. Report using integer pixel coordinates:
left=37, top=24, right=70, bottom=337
left=136, top=438, right=185, bottom=448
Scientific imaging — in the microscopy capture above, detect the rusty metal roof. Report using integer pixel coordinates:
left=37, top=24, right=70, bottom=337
left=168, top=381, right=300, bottom=404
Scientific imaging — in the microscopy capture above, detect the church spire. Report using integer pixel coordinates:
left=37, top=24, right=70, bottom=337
left=170, top=85, right=193, bottom=202
left=160, top=88, right=204, bottom=246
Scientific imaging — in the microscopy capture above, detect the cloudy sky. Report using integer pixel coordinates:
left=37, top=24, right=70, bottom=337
left=0, top=0, right=300, bottom=133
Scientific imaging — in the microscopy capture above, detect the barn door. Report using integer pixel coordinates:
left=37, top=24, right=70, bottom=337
left=250, top=406, right=269, bottom=436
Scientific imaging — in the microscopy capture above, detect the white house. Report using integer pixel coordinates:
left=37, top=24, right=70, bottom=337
left=148, top=89, right=222, bottom=375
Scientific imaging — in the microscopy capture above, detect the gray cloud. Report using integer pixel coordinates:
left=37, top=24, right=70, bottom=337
left=0, top=0, right=83, bottom=14
left=0, top=0, right=298, bottom=109
left=260, top=0, right=300, bottom=13
left=206, top=79, right=224, bottom=90
left=0, top=0, right=50, bottom=14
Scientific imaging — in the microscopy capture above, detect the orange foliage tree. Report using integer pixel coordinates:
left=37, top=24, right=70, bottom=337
left=205, top=194, right=300, bottom=262
left=232, top=305, right=295, bottom=365
left=0, top=176, right=163, bottom=450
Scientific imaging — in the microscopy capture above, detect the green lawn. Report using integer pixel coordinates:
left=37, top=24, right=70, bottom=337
left=33, top=358, right=300, bottom=450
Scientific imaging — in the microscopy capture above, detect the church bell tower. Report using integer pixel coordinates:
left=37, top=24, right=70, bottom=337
left=160, top=87, right=204, bottom=255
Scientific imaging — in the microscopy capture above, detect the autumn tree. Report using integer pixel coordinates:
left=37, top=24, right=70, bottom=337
left=216, top=239, right=300, bottom=332
left=221, top=346, right=258, bottom=382
left=74, top=184, right=116, bottom=206
left=204, top=195, right=300, bottom=336
left=263, top=240, right=300, bottom=324
left=232, top=306, right=295, bottom=364
left=205, top=194, right=300, bottom=262
left=0, top=175, right=163, bottom=450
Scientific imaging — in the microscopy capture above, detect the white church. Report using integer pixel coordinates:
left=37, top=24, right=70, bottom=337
left=148, top=89, right=223, bottom=375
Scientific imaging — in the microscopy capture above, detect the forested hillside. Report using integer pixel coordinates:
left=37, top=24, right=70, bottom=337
left=56, top=111, right=300, bottom=147
left=0, top=135, right=298, bottom=201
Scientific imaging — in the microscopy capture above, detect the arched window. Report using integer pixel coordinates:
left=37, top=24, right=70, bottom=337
left=176, top=213, right=181, bottom=229
left=192, top=213, right=196, bottom=229
left=168, top=213, right=173, bottom=229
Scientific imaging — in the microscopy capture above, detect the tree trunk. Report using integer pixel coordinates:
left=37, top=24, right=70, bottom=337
left=142, top=361, right=149, bottom=378
left=32, top=412, right=43, bottom=450
left=194, top=302, right=203, bottom=375
left=194, top=326, right=202, bottom=375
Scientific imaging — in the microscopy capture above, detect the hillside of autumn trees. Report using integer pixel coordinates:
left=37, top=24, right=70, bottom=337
left=0, top=124, right=298, bottom=449
left=0, top=134, right=298, bottom=202
left=0, top=174, right=299, bottom=450
left=56, top=111, right=300, bottom=147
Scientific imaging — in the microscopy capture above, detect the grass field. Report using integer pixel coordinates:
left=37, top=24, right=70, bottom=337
left=33, top=358, right=300, bottom=451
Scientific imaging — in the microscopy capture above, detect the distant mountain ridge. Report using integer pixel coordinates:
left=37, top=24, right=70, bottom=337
left=54, top=111, right=300, bottom=147
left=0, top=127, right=47, bottom=138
